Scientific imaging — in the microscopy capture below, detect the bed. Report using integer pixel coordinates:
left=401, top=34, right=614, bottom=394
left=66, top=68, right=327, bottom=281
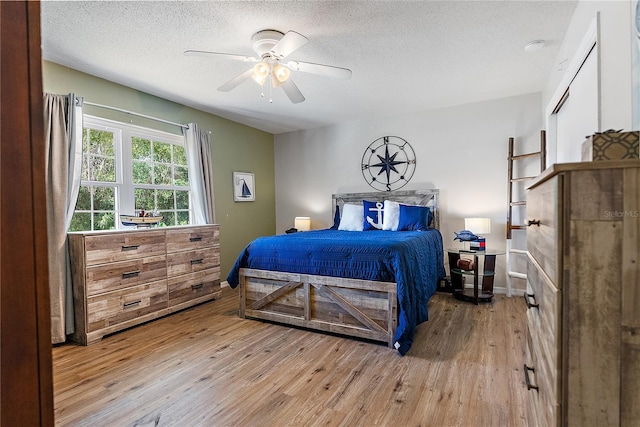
left=226, top=189, right=445, bottom=355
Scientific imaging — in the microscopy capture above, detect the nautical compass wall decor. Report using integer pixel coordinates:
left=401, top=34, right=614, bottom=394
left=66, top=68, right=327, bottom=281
left=361, top=136, right=416, bottom=191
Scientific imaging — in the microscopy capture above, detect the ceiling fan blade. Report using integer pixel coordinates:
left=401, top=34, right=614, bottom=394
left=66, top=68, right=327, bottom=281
left=281, top=79, right=305, bottom=104
left=218, top=69, right=254, bottom=92
left=285, top=60, right=352, bottom=79
left=184, top=50, right=259, bottom=63
left=271, top=31, right=308, bottom=59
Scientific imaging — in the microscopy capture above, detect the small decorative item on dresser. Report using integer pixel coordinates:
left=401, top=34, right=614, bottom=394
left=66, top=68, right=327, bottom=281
left=120, top=212, right=163, bottom=228
left=582, top=129, right=639, bottom=161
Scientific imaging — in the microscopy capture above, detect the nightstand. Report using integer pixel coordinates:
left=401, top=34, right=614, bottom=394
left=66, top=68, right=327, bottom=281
left=446, top=249, right=504, bottom=304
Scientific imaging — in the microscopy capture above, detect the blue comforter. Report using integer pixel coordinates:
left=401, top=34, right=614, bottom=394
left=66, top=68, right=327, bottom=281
left=227, top=229, right=445, bottom=355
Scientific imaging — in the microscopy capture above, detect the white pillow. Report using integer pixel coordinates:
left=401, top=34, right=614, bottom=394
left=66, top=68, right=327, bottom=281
left=338, top=204, right=364, bottom=231
left=382, top=200, right=400, bottom=231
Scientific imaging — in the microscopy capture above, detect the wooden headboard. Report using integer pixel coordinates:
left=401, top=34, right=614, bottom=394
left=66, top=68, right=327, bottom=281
left=332, top=189, right=440, bottom=230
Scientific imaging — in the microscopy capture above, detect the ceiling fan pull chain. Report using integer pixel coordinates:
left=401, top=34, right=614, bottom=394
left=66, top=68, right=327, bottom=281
left=269, top=76, right=273, bottom=103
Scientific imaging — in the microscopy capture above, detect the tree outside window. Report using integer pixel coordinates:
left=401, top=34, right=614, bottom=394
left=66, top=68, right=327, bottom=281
left=69, top=116, right=191, bottom=232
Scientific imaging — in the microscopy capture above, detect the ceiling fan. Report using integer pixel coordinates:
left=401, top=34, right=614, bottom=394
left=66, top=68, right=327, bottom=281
left=184, top=29, right=352, bottom=104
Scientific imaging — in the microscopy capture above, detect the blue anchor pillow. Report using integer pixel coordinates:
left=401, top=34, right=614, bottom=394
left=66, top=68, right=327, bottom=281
left=363, top=200, right=385, bottom=230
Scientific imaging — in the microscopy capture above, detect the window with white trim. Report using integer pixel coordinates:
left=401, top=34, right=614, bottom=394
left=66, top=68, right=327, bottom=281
left=69, top=116, right=191, bottom=231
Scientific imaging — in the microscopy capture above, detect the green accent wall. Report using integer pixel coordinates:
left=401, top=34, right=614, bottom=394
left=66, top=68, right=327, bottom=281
left=43, top=61, right=275, bottom=280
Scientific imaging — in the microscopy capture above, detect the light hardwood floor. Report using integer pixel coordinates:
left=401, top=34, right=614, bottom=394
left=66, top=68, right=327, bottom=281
left=53, top=287, right=527, bottom=426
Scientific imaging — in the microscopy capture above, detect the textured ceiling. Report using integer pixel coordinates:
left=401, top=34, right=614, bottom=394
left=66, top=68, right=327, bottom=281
left=40, top=1, right=578, bottom=134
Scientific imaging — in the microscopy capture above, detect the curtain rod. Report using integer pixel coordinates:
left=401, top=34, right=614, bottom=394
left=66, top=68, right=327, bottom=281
left=82, top=100, right=189, bottom=130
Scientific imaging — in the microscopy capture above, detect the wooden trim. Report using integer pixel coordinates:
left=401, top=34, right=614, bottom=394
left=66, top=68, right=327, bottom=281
left=0, top=1, right=54, bottom=424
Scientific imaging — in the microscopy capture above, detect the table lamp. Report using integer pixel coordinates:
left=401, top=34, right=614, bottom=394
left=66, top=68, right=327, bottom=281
left=465, top=217, right=491, bottom=251
left=294, top=216, right=311, bottom=232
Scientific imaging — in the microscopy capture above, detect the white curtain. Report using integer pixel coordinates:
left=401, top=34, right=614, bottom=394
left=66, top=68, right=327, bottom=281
left=183, top=123, right=216, bottom=224
left=43, top=92, right=83, bottom=343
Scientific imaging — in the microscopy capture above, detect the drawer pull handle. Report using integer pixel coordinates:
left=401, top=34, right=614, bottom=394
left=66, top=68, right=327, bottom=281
left=123, top=300, right=141, bottom=309
left=524, top=364, right=539, bottom=391
left=524, top=292, right=539, bottom=310
left=527, top=219, right=540, bottom=227
left=121, top=244, right=140, bottom=251
left=191, top=258, right=204, bottom=265
left=189, top=236, right=203, bottom=242
left=191, top=283, right=204, bottom=290
left=122, top=270, right=140, bottom=279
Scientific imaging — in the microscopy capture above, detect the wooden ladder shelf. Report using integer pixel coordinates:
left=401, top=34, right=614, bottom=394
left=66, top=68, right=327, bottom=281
left=506, top=131, right=546, bottom=296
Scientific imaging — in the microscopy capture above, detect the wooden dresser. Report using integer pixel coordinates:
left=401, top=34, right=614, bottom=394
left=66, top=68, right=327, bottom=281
left=69, top=225, right=221, bottom=345
left=525, top=161, right=640, bottom=426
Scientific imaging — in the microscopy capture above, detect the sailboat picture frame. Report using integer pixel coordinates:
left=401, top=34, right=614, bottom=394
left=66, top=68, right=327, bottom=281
left=233, top=172, right=255, bottom=202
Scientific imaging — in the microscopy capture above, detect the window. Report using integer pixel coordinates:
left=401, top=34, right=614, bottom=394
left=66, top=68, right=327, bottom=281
left=69, top=116, right=191, bottom=231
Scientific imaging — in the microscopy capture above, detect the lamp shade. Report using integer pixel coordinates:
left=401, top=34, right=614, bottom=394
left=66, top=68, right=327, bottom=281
left=464, top=217, right=491, bottom=235
left=271, top=64, right=290, bottom=87
left=252, top=62, right=270, bottom=86
left=294, top=216, right=311, bottom=232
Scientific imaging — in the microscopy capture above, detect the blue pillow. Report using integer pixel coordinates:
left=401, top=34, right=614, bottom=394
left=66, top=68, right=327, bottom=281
left=330, top=205, right=340, bottom=230
left=398, top=204, right=433, bottom=231
left=363, top=200, right=384, bottom=230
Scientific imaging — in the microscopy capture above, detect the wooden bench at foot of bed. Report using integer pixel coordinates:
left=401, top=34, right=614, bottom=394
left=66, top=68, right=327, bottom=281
left=238, top=268, right=398, bottom=348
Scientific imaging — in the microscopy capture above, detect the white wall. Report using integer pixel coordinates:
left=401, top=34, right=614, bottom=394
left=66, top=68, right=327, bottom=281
left=543, top=0, right=634, bottom=156
left=274, top=92, right=543, bottom=293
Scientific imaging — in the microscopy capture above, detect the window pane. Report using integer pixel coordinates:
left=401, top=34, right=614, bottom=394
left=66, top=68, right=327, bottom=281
left=177, top=211, right=190, bottom=225
left=81, top=153, right=90, bottom=180
left=88, top=129, right=114, bottom=156
left=176, top=190, right=189, bottom=209
left=174, top=166, right=189, bottom=186
left=93, top=212, right=115, bottom=230
left=154, top=164, right=171, bottom=185
left=132, top=137, right=151, bottom=161
left=135, top=188, right=155, bottom=212
left=69, top=212, right=91, bottom=232
left=160, top=211, right=175, bottom=227
left=132, top=161, right=152, bottom=184
left=90, top=156, right=115, bottom=182
left=174, top=145, right=186, bottom=165
left=157, top=190, right=174, bottom=210
left=93, top=186, right=115, bottom=211
left=75, top=185, right=91, bottom=210
left=153, top=141, right=172, bottom=163
left=82, top=128, right=90, bottom=152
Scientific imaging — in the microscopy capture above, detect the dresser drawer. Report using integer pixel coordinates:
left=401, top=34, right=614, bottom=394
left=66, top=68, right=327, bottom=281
left=83, top=230, right=166, bottom=265
left=167, top=247, right=220, bottom=277
left=526, top=330, right=543, bottom=427
left=526, top=254, right=561, bottom=426
left=87, top=280, right=168, bottom=332
left=527, top=176, right=561, bottom=286
left=168, top=267, right=221, bottom=306
left=85, top=255, right=167, bottom=295
left=166, top=225, right=219, bottom=253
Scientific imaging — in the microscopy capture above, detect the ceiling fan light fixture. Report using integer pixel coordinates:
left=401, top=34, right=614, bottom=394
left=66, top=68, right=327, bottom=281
left=272, top=64, right=291, bottom=87
left=252, top=61, right=270, bottom=86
